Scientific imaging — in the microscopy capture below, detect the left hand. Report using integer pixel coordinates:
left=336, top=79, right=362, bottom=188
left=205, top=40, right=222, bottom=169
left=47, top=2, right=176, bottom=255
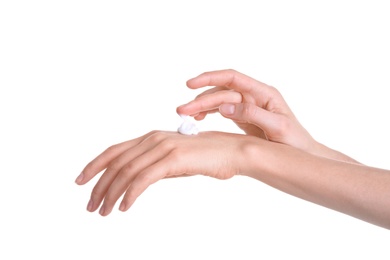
left=177, top=69, right=315, bottom=152
left=75, top=131, right=253, bottom=216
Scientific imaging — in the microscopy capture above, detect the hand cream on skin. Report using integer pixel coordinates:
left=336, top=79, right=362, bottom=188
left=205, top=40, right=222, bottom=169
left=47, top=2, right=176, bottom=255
left=177, top=115, right=199, bottom=135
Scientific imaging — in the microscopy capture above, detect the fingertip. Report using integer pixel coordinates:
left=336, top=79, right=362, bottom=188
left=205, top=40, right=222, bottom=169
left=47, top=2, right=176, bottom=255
left=119, top=198, right=136, bottom=213
left=186, top=75, right=205, bottom=89
left=75, top=172, right=84, bottom=184
left=177, top=103, right=199, bottom=117
left=185, top=80, right=193, bottom=90
left=99, top=205, right=112, bottom=216
left=98, top=205, right=106, bottom=216
left=185, top=78, right=192, bottom=86
left=87, top=199, right=94, bottom=212
left=176, top=105, right=186, bottom=115
left=119, top=201, right=127, bottom=212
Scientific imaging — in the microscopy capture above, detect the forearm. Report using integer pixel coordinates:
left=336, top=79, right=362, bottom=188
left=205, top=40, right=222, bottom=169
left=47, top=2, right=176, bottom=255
left=241, top=139, right=390, bottom=229
left=310, top=140, right=361, bottom=164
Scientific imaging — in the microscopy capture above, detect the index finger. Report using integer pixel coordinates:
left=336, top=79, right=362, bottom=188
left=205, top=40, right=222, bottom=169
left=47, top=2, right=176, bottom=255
left=186, top=69, right=271, bottom=95
left=75, top=131, right=158, bottom=185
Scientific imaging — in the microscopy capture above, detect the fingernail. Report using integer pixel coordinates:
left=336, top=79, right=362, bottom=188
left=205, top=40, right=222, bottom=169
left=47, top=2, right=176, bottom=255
left=99, top=205, right=106, bottom=216
left=220, top=104, right=235, bottom=115
left=119, top=201, right=126, bottom=211
left=87, top=199, right=94, bottom=211
left=75, top=172, right=84, bottom=184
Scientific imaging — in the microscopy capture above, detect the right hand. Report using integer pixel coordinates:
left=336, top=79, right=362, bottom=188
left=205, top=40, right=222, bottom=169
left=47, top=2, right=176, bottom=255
left=177, top=69, right=315, bottom=153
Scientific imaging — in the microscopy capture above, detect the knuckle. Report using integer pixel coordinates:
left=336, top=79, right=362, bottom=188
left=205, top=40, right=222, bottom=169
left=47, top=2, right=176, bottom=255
left=273, top=116, right=291, bottom=136
left=225, top=69, right=237, bottom=87
left=267, top=85, right=282, bottom=98
left=226, top=68, right=237, bottom=74
left=137, top=172, right=152, bottom=185
left=168, top=149, right=182, bottom=161
left=199, top=71, right=209, bottom=77
left=106, top=160, right=121, bottom=173
left=127, top=174, right=152, bottom=198
left=242, top=103, right=257, bottom=121
left=102, top=193, right=113, bottom=204
left=118, top=163, right=137, bottom=179
left=105, top=143, right=119, bottom=153
left=103, top=143, right=120, bottom=157
left=148, top=131, right=168, bottom=143
left=158, top=138, right=175, bottom=152
left=148, top=130, right=159, bottom=135
left=91, top=186, right=104, bottom=201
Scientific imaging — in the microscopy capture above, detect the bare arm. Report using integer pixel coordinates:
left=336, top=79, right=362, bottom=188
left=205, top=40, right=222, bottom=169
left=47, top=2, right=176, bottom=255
left=243, top=138, right=390, bottom=229
left=76, top=131, right=390, bottom=229
left=76, top=69, right=388, bottom=228
left=177, top=69, right=360, bottom=164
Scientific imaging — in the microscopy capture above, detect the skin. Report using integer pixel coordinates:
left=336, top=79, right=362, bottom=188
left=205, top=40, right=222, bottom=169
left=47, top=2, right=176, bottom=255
left=177, top=69, right=359, bottom=164
left=76, top=69, right=390, bottom=229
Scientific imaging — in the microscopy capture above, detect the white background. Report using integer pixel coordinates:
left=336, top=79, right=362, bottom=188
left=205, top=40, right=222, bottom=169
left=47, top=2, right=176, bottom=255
left=1, top=1, right=389, bottom=259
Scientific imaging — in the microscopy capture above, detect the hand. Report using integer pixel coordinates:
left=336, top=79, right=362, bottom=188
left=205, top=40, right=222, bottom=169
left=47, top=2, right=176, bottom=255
left=177, top=69, right=315, bottom=153
left=75, top=131, right=255, bottom=216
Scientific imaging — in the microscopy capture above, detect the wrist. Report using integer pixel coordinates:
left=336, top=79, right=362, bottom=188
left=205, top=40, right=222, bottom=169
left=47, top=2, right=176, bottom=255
left=236, top=137, right=277, bottom=178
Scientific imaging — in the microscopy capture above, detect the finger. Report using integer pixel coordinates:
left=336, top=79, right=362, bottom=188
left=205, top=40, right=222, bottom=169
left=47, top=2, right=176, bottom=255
left=97, top=141, right=171, bottom=216
left=76, top=131, right=157, bottom=185
left=194, top=111, right=207, bottom=121
left=192, top=88, right=231, bottom=119
left=186, top=69, right=270, bottom=95
left=219, top=103, right=286, bottom=141
left=177, top=90, right=242, bottom=116
left=99, top=151, right=169, bottom=216
left=195, top=86, right=229, bottom=99
left=194, top=108, right=223, bottom=120
left=87, top=133, right=165, bottom=213
left=164, top=174, right=192, bottom=179
left=118, top=152, right=181, bottom=212
left=176, top=86, right=228, bottom=117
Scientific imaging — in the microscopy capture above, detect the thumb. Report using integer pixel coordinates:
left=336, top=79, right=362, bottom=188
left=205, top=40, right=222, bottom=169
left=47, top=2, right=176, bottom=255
left=219, top=103, right=280, bottom=133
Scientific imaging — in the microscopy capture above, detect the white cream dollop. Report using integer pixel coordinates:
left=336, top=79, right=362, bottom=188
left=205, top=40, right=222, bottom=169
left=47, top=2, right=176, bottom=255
left=177, top=114, right=199, bottom=135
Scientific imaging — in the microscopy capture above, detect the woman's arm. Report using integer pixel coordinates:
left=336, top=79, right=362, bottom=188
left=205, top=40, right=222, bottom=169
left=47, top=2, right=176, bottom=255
left=243, top=138, right=390, bottom=229
left=76, top=131, right=390, bottom=229
left=177, top=69, right=360, bottom=164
